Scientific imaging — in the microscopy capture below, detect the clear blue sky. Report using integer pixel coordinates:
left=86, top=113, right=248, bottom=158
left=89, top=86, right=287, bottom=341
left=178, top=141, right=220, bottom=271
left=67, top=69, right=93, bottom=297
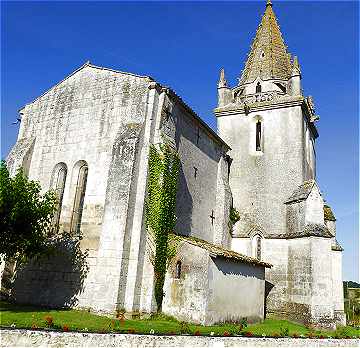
left=1, top=1, right=358, bottom=281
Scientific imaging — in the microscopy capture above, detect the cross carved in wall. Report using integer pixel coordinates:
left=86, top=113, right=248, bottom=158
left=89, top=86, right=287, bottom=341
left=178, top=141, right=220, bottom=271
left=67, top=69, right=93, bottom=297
left=210, top=210, right=215, bottom=225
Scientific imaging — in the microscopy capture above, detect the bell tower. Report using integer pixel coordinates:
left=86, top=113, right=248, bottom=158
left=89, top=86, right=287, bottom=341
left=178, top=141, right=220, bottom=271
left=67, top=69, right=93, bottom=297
left=214, top=0, right=319, bottom=237
left=215, top=0, right=345, bottom=328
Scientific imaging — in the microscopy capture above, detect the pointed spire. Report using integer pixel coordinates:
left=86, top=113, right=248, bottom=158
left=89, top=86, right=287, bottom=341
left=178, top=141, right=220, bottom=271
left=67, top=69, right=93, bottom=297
left=218, top=68, right=228, bottom=88
left=292, top=56, right=301, bottom=76
left=239, top=1, right=292, bottom=85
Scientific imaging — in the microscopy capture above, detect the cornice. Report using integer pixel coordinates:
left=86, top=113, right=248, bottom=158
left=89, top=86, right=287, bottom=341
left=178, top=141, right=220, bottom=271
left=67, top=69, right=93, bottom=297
left=214, top=96, right=304, bottom=117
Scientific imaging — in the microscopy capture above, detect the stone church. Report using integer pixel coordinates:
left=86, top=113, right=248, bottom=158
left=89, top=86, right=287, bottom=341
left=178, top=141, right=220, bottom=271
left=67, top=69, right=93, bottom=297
left=5, top=1, right=345, bottom=328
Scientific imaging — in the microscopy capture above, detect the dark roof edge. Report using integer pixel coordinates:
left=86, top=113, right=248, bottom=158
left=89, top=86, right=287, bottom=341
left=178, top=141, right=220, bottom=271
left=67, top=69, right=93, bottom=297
left=177, top=235, right=271, bottom=268
left=164, top=87, right=231, bottom=150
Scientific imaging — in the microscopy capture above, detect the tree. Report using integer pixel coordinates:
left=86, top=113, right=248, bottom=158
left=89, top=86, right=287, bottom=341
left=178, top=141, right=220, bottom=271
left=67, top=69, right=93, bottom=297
left=0, top=161, right=57, bottom=263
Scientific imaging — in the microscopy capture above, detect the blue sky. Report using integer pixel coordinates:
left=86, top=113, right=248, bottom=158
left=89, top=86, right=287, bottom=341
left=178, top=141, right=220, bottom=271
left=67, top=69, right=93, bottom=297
left=1, top=1, right=359, bottom=281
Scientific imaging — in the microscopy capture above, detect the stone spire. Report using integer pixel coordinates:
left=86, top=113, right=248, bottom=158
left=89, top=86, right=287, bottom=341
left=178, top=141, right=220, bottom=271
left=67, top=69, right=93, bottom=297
left=292, top=56, right=301, bottom=76
left=218, top=68, right=228, bottom=88
left=239, top=0, right=292, bottom=85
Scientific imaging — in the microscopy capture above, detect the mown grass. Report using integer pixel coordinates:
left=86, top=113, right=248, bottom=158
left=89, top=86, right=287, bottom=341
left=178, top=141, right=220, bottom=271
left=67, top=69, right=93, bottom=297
left=1, top=301, right=359, bottom=338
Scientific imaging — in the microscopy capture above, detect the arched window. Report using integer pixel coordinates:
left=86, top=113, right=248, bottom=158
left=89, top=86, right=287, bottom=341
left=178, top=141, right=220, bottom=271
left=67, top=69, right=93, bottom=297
left=256, top=82, right=262, bottom=94
left=175, top=261, right=182, bottom=279
left=51, top=163, right=67, bottom=231
left=256, top=236, right=261, bottom=260
left=70, top=162, right=88, bottom=234
left=256, top=121, right=262, bottom=151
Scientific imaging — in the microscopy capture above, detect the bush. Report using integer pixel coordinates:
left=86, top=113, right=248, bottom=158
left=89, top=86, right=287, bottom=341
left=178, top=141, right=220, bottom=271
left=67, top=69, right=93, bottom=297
left=280, top=325, right=289, bottom=337
left=180, top=321, right=191, bottom=335
left=0, top=162, right=57, bottom=262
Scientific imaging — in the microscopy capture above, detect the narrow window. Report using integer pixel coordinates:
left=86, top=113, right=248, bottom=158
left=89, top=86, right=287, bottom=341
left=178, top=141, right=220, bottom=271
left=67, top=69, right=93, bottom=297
left=256, top=121, right=262, bottom=151
left=175, top=261, right=182, bottom=279
left=256, top=82, right=262, bottom=94
left=52, top=164, right=67, bottom=231
left=193, top=166, right=198, bottom=178
left=70, top=163, right=88, bottom=233
left=256, top=237, right=261, bottom=260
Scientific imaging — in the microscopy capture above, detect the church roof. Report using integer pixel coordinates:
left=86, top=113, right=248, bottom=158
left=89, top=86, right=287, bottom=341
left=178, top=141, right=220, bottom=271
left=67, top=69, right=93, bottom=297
left=284, top=223, right=333, bottom=239
left=284, top=180, right=316, bottom=204
left=324, top=204, right=336, bottom=221
left=177, top=235, right=272, bottom=268
left=239, top=0, right=292, bottom=85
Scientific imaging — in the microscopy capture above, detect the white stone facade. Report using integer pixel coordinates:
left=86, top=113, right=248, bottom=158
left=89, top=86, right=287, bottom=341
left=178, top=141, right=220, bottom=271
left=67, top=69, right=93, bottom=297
left=214, top=0, right=345, bottom=329
left=6, top=62, right=268, bottom=325
left=4, top=1, right=344, bottom=329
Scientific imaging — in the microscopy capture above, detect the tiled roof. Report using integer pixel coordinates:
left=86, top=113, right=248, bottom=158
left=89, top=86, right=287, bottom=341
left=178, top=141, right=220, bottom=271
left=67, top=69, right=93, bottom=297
left=239, top=1, right=292, bottom=84
left=284, top=180, right=315, bottom=204
left=324, top=205, right=336, bottom=221
left=177, top=235, right=272, bottom=268
left=285, top=224, right=333, bottom=239
left=235, top=224, right=332, bottom=239
left=332, top=239, right=344, bottom=251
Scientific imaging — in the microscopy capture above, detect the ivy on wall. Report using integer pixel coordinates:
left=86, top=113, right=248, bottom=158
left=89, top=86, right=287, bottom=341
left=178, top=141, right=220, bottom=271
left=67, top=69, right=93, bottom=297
left=229, top=206, right=240, bottom=232
left=146, top=144, right=180, bottom=312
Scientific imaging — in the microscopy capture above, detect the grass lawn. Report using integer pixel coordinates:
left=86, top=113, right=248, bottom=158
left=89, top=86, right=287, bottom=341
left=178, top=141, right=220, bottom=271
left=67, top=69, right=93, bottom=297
left=0, top=301, right=359, bottom=338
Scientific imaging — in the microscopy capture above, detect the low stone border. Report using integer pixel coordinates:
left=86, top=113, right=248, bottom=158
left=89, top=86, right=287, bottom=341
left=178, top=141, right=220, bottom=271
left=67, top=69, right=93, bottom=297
left=1, top=329, right=359, bottom=347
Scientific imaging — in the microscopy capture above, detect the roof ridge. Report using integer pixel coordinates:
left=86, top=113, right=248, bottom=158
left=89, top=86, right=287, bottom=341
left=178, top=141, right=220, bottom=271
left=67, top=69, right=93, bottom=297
left=176, top=234, right=272, bottom=268
left=20, top=61, right=153, bottom=110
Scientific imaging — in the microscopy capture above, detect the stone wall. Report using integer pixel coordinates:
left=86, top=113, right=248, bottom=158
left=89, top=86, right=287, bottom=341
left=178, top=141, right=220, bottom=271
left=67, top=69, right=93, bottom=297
left=231, top=236, right=343, bottom=328
left=7, top=63, right=152, bottom=310
left=162, top=239, right=266, bottom=325
left=206, top=257, right=265, bottom=323
left=171, top=100, right=229, bottom=244
left=1, top=330, right=358, bottom=347
left=217, top=105, right=305, bottom=237
left=162, top=241, right=209, bottom=324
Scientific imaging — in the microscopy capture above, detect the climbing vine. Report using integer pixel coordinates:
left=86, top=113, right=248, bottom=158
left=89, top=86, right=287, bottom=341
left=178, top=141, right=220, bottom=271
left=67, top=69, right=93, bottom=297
left=146, top=143, right=180, bottom=312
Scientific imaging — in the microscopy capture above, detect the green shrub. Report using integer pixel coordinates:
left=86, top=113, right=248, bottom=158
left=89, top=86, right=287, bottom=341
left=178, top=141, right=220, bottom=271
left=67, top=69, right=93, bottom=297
left=180, top=321, right=191, bottom=334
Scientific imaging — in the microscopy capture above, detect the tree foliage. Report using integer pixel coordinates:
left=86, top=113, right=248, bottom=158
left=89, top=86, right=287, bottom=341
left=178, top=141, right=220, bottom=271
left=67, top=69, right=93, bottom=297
left=0, top=161, right=57, bottom=262
left=146, top=144, right=180, bottom=312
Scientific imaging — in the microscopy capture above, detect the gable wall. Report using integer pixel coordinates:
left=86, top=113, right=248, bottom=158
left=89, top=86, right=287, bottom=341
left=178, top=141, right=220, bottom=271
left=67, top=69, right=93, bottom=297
left=13, top=66, right=150, bottom=249
left=8, top=66, right=151, bottom=309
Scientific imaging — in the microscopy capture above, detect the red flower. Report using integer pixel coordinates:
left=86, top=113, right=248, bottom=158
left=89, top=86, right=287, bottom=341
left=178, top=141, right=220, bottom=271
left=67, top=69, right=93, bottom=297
left=128, top=328, right=135, bottom=334
left=194, top=330, right=201, bottom=336
left=245, top=331, right=253, bottom=337
left=223, top=331, right=230, bottom=337
left=63, top=325, right=69, bottom=332
left=44, top=316, right=53, bottom=327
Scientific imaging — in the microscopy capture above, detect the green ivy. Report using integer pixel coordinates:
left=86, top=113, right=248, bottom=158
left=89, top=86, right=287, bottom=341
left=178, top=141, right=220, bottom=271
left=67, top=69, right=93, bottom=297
left=146, top=144, right=180, bottom=312
left=229, top=206, right=240, bottom=232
